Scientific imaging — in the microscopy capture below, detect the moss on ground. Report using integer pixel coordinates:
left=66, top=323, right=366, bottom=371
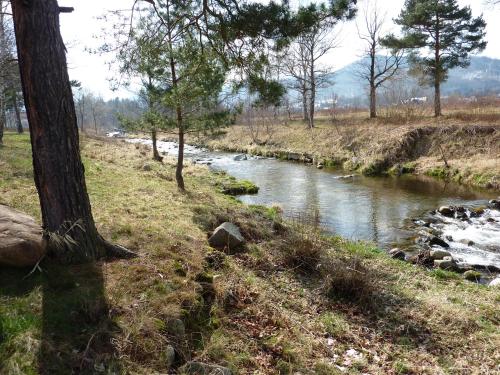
left=218, top=175, right=259, bottom=195
left=0, top=131, right=499, bottom=374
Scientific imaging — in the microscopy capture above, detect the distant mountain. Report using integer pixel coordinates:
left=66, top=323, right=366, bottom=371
left=314, top=56, right=500, bottom=104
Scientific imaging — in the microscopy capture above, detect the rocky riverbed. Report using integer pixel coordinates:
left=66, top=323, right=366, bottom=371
left=394, top=200, right=500, bottom=284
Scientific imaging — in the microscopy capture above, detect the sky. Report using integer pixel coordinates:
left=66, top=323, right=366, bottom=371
left=59, top=0, right=500, bottom=100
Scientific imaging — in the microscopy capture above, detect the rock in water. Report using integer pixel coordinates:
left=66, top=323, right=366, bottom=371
left=208, top=222, right=245, bottom=251
left=429, top=236, right=449, bottom=248
left=180, top=362, right=232, bottom=375
left=0, top=205, right=47, bottom=267
left=234, top=154, right=247, bottom=161
left=488, top=199, right=500, bottom=209
left=438, top=206, right=454, bottom=217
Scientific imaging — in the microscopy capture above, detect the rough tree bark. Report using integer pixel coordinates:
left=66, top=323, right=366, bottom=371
left=11, top=0, right=135, bottom=262
left=0, top=3, right=5, bottom=144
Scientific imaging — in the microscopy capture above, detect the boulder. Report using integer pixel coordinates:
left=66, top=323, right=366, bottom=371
left=389, top=248, right=406, bottom=261
left=208, top=222, right=245, bottom=251
left=430, top=249, right=452, bottom=260
left=142, top=163, right=152, bottom=171
left=180, top=361, right=232, bottom=375
left=0, top=205, right=47, bottom=267
left=438, top=206, right=454, bottom=217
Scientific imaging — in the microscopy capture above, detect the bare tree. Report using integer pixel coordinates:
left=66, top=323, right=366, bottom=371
left=356, top=1, right=404, bottom=119
left=285, top=21, right=339, bottom=128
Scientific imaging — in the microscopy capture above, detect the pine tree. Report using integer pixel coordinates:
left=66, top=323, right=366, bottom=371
left=382, top=0, right=486, bottom=117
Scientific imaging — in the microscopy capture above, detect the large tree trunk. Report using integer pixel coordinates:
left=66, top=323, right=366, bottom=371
left=11, top=0, right=134, bottom=262
left=14, top=94, right=23, bottom=133
left=0, top=2, right=4, bottom=144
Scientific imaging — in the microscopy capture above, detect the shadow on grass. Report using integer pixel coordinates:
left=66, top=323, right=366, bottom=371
left=0, top=262, right=122, bottom=374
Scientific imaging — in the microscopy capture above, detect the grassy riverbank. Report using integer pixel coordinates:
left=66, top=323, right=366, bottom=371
left=1, top=132, right=499, bottom=374
left=191, top=116, right=500, bottom=191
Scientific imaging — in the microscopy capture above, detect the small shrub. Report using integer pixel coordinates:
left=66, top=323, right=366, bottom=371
left=321, top=257, right=375, bottom=304
left=278, top=224, right=324, bottom=273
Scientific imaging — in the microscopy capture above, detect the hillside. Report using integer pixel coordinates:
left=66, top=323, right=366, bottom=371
left=316, top=56, right=500, bottom=102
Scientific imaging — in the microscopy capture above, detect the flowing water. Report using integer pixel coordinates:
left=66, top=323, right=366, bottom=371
left=127, top=138, right=500, bottom=268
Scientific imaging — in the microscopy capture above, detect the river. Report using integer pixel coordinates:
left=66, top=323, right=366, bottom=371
left=126, top=138, right=500, bottom=269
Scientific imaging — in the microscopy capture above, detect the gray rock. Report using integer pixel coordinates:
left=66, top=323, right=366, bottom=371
left=488, top=199, right=500, bottom=209
left=288, top=152, right=301, bottom=161
left=208, top=222, right=245, bottom=251
left=430, top=249, right=452, bottom=260
left=389, top=248, right=406, bottom=261
left=317, top=163, right=324, bottom=169
left=438, top=206, right=454, bottom=217
left=0, top=205, right=47, bottom=267
left=234, top=154, right=247, bottom=161
left=434, top=259, right=457, bottom=270
left=142, top=163, right=152, bottom=171
left=165, top=345, right=176, bottom=368
left=180, top=361, right=232, bottom=375
left=489, top=277, right=500, bottom=287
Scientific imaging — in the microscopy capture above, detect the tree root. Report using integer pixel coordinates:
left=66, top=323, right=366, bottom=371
left=101, top=238, right=138, bottom=259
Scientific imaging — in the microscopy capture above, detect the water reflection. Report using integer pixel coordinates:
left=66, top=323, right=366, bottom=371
left=209, top=155, right=496, bottom=251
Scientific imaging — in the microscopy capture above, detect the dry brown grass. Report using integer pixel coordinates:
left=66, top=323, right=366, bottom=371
left=1, top=132, right=499, bottom=374
left=191, top=108, right=500, bottom=190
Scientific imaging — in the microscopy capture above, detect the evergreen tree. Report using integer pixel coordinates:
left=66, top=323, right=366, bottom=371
left=382, top=0, right=487, bottom=117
